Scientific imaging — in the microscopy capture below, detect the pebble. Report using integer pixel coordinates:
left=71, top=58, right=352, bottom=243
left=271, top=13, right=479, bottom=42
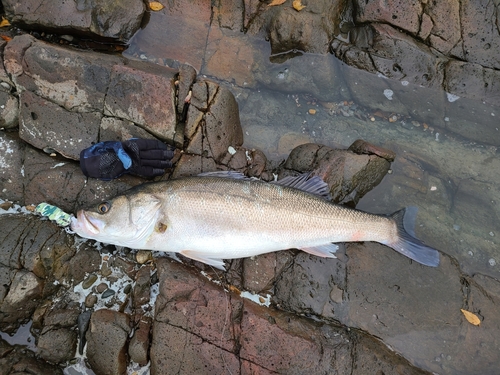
left=101, top=261, right=112, bottom=277
left=488, top=258, right=496, bottom=267
left=101, top=288, right=116, bottom=299
left=85, top=293, right=98, bottom=308
left=95, top=282, right=108, bottom=293
left=82, top=274, right=98, bottom=289
left=136, top=250, right=153, bottom=264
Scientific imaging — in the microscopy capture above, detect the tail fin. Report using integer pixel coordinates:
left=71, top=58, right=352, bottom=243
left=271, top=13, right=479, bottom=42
left=385, top=207, right=440, bottom=267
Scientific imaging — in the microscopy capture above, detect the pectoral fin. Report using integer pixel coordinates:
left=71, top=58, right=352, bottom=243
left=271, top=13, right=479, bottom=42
left=180, top=250, right=226, bottom=270
left=299, top=244, right=339, bottom=258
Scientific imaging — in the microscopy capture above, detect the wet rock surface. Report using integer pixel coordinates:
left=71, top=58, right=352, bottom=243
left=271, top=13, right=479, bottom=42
left=0, top=2, right=499, bottom=375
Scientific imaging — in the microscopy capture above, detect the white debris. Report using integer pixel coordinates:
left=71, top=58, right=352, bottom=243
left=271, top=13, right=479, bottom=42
left=227, top=146, right=237, bottom=155
left=240, top=291, right=271, bottom=307
left=383, top=89, right=393, bottom=100
left=446, top=92, right=460, bottom=102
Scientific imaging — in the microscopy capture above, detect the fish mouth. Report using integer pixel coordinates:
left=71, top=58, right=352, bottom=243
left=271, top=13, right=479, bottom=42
left=73, top=210, right=101, bottom=235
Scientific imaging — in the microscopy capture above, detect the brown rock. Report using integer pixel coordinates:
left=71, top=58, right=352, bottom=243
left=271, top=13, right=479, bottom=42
left=104, top=63, right=177, bottom=142
left=86, top=309, right=131, bottom=375
left=243, top=251, right=294, bottom=294
left=99, top=117, right=157, bottom=142
left=37, top=327, right=77, bottom=363
left=128, top=317, right=152, bottom=366
left=19, top=90, right=101, bottom=160
left=283, top=143, right=391, bottom=204
left=14, top=38, right=119, bottom=112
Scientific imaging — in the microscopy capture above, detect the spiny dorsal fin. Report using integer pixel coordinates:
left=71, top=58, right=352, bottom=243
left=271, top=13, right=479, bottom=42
left=198, top=171, right=332, bottom=200
left=272, top=173, right=332, bottom=200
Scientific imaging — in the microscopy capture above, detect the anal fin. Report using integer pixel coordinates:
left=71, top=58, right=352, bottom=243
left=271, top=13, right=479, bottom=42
left=298, top=244, right=338, bottom=258
left=180, top=250, right=226, bottom=270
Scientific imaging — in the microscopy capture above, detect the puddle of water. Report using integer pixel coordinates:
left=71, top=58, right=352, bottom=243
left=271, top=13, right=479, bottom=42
left=0, top=320, right=37, bottom=351
left=123, top=7, right=500, bottom=374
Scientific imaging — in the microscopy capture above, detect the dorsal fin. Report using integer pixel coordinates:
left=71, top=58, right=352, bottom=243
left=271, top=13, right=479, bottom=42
left=198, top=171, right=332, bottom=200
left=271, top=173, right=332, bottom=200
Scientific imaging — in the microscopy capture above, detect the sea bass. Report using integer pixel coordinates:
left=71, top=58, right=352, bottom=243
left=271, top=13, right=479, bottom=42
left=70, top=172, right=440, bottom=269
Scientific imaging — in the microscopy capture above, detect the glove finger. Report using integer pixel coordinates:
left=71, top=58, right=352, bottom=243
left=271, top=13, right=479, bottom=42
left=132, top=166, right=166, bottom=178
left=139, top=148, right=175, bottom=161
left=131, top=138, right=174, bottom=151
left=140, top=159, right=173, bottom=168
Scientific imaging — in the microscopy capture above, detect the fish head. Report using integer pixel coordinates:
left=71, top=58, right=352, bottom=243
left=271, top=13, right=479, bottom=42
left=71, top=192, right=162, bottom=248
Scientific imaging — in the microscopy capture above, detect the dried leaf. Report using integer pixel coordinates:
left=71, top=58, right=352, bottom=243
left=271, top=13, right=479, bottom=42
left=0, top=35, right=12, bottom=42
left=149, top=1, right=164, bottom=11
left=268, top=0, right=287, bottom=6
left=0, top=17, right=10, bottom=28
left=461, top=309, right=481, bottom=326
left=292, top=0, right=306, bottom=11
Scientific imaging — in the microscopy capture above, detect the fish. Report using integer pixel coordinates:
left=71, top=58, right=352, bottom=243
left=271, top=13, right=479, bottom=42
left=70, top=172, right=440, bottom=269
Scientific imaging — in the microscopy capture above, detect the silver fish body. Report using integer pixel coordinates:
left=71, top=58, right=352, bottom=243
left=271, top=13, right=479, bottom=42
left=71, top=174, right=440, bottom=269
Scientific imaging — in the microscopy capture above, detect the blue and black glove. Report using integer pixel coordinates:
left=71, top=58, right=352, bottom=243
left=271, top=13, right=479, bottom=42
left=79, top=139, right=175, bottom=180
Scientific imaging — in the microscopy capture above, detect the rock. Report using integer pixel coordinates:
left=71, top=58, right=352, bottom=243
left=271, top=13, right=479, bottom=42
left=0, top=91, right=19, bottom=129
left=458, top=0, right=500, bottom=70
left=0, top=337, right=64, bottom=375
left=242, top=251, right=294, bottom=294
left=176, top=63, right=197, bottom=114
left=0, top=269, right=44, bottom=333
left=354, top=0, right=422, bottom=35
left=283, top=143, right=391, bottom=205
left=99, top=117, right=157, bottom=142
left=8, top=36, right=120, bottom=112
left=67, top=247, right=101, bottom=285
left=22, top=146, right=86, bottom=212
left=104, top=62, right=177, bottom=142
left=3, top=0, right=145, bottom=43
left=424, top=0, right=461, bottom=55
left=38, top=326, right=77, bottom=363
left=444, top=61, right=500, bottom=108
left=184, top=80, right=243, bottom=163
left=0, top=132, right=25, bottom=203
left=128, top=317, right=152, bottom=366
left=86, top=309, right=131, bottom=375
left=132, top=265, right=152, bottom=314
left=19, top=90, right=101, bottom=160
left=348, top=139, right=396, bottom=161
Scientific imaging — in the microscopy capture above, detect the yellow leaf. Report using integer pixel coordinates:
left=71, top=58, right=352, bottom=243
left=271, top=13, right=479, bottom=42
left=0, top=17, right=10, bottom=28
left=268, top=0, right=287, bottom=6
left=292, top=0, right=306, bottom=11
left=461, top=309, right=481, bottom=326
left=149, top=2, right=164, bottom=11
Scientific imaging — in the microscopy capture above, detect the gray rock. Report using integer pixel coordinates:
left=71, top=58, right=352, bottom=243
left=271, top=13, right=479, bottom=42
left=0, top=91, right=19, bottom=129
left=458, top=0, right=500, bottom=70
left=3, top=0, right=145, bottom=43
left=104, top=62, right=177, bottom=142
left=0, top=132, right=25, bottom=203
left=86, top=309, right=131, bottom=375
left=0, top=337, right=64, bottom=375
left=19, top=90, right=101, bottom=160
left=444, top=61, right=500, bottom=107
left=38, top=327, right=77, bottom=363
left=0, top=269, right=43, bottom=333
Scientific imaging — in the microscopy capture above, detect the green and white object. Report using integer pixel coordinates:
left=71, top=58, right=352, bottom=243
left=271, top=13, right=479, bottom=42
left=35, top=203, right=73, bottom=227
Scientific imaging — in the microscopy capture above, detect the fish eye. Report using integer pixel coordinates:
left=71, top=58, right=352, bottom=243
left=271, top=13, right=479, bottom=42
left=97, top=202, right=111, bottom=214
